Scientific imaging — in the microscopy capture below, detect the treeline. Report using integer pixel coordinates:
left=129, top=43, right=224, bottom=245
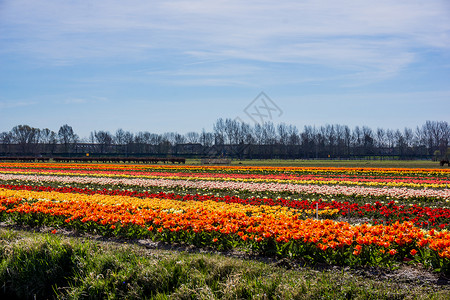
left=0, top=120, right=449, bottom=160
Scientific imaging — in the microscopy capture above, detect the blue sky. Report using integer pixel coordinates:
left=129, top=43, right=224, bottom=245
left=1, top=0, right=449, bottom=139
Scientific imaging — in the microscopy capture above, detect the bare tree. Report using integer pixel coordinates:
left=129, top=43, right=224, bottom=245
left=253, top=123, right=264, bottom=145
left=200, top=129, right=214, bottom=147
left=403, top=127, right=414, bottom=148
left=262, top=122, right=276, bottom=145
left=375, top=128, right=386, bottom=149
left=420, top=121, right=449, bottom=156
left=93, top=131, right=113, bottom=153
left=332, top=125, right=345, bottom=157
left=352, top=126, right=362, bottom=148
left=40, top=128, right=57, bottom=154
left=185, top=132, right=200, bottom=144
left=212, top=118, right=226, bottom=146
left=395, top=129, right=407, bottom=157
left=276, top=123, right=289, bottom=158
left=314, top=128, right=325, bottom=159
left=2, top=120, right=447, bottom=159
left=301, top=125, right=315, bottom=158
left=385, top=129, right=395, bottom=155
left=0, top=131, right=13, bottom=154
left=159, top=133, right=175, bottom=154
left=277, top=123, right=289, bottom=146
left=123, top=131, right=134, bottom=155
left=437, top=121, right=450, bottom=158
left=223, top=119, right=241, bottom=145
left=362, top=126, right=374, bottom=155
left=134, top=131, right=156, bottom=153
left=173, top=133, right=185, bottom=145
left=11, top=125, right=40, bottom=154
left=287, top=125, right=300, bottom=145
left=323, top=124, right=336, bottom=157
left=342, top=125, right=352, bottom=157
left=240, top=123, right=254, bottom=144
left=114, top=129, right=126, bottom=145
left=162, top=132, right=177, bottom=145
left=40, top=128, right=57, bottom=144
left=58, top=124, right=78, bottom=153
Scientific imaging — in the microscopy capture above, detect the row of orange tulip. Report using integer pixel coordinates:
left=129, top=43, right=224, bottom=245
left=1, top=188, right=449, bottom=265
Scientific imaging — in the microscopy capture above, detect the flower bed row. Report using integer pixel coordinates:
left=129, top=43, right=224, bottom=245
left=1, top=164, right=449, bottom=189
left=1, top=163, right=450, bottom=273
left=1, top=182, right=449, bottom=230
left=0, top=189, right=449, bottom=273
left=1, top=163, right=450, bottom=177
left=1, top=172, right=449, bottom=202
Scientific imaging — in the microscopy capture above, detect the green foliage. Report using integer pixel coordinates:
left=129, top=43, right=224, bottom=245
left=0, top=234, right=75, bottom=299
left=0, top=228, right=448, bottom=299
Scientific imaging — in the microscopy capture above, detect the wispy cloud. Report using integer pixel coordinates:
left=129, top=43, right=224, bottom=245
left=60, top=97, right=108, bottom=105
left=0, top=101, right=36, bottom=109
left=63, top=98, right=87, bottom=105
left=0, top=0, right=449, bottom=85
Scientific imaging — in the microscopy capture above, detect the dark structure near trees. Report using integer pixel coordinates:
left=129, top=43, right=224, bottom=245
left=52, top=157, right=185, bottom=164
left=0, top=120, right=449, bottom=162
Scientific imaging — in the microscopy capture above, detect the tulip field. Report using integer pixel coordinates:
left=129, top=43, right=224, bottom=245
left=1, top=162, right=450, bottom=274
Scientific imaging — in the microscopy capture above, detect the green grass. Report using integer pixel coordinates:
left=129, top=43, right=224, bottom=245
left=0, top=228, right=448, bottom=299
left=185, top=159, right=445, bottom=169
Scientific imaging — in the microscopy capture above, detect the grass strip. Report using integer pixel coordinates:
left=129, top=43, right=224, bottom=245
left=0, top=228, right=448, bottom=299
